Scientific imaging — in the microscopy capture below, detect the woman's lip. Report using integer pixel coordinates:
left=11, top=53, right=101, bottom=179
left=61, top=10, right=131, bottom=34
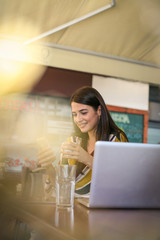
left=78, top=124, right=86, bottom=128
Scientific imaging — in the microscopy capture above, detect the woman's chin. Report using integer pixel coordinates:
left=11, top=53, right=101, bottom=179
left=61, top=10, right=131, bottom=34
left=79, top=127, right=87, bottom=133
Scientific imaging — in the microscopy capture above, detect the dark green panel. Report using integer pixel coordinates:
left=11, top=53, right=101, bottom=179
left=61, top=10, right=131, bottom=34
left=110, top=111, right=144, bottom=143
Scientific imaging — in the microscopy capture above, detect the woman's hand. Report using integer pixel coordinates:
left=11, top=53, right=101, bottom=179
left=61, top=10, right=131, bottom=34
left=61, top=142, right=93, bottom=168
left=37, top=146, right=56, bottom=168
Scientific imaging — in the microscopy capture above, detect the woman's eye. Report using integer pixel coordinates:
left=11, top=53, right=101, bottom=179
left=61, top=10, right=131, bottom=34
left=72, top=111, right=88, bottom=117
left=81, top=112, right=87, bottom=115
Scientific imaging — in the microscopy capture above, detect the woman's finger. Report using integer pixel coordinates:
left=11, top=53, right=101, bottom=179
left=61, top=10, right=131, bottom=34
left=62, top=144, right=79, bottom=152
left=38, top=150, right=55, bottom=162
left=62, top=150, right=79, bottom=157
left=62, top=142, right=77, bottom=148
left=62, top=154, right=78, bottom=160
left=38, top=155, right=55, bottom=165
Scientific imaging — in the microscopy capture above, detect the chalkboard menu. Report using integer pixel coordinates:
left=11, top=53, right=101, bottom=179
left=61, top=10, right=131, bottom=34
left=110, top=111, right=144, bottom=143
left=108, top=105, right=148, bottom=143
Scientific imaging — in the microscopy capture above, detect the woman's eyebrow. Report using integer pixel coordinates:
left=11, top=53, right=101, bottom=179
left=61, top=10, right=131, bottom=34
left=79, top=109, right=88, bottom=112
left=72, top=109, right=88, bottom=113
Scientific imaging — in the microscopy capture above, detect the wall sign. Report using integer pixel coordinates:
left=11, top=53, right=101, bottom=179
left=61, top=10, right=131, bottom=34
left=108, top=105, right=148, bottom=143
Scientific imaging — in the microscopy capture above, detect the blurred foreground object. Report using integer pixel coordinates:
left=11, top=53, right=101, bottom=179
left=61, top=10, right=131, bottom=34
left=0, top=17, right=46, bottom=204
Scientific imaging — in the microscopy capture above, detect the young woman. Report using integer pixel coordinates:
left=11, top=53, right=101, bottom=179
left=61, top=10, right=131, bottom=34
left=61, top=86, right=128, bottom=195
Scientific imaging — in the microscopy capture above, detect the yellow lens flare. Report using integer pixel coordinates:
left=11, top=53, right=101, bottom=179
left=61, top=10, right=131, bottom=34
left=0, top=40, right=46, bottom=95
left=0, top=18, right=46, bottom=96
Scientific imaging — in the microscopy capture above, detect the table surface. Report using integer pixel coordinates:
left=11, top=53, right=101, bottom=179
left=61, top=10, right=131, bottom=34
left=4, top=198, right=160, bottom=240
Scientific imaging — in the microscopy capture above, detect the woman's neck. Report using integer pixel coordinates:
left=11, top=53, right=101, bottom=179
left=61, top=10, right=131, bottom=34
left=88, top=129, right=96, bottom=139
left=87, top=131, right=96, bottom=154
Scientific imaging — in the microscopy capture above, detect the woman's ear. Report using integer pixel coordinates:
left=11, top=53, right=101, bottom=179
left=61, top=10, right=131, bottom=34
left=97, top=105, right=101, bottom=117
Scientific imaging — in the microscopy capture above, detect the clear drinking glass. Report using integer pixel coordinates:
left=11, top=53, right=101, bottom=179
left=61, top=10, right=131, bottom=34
left=56, top=164, right=76, bottom=208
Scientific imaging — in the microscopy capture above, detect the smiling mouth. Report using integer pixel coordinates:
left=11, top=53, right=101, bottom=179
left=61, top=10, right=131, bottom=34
left=78, top=123, right=86, bottom=128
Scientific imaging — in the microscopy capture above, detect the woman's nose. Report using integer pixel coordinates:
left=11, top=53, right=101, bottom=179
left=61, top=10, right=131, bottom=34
left=76, top=114, right=82, bottom=122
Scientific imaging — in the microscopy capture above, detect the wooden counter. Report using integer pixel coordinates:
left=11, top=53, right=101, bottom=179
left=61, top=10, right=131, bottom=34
left=1, top=196, right=160, bottom=240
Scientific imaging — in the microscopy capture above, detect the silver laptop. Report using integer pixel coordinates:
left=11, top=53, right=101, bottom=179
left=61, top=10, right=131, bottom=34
left=77, top=141, right=160, bottom=208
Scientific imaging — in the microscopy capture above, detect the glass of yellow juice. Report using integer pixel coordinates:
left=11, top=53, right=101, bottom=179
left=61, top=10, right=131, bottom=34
left=67, top=136, right=82, bottom=165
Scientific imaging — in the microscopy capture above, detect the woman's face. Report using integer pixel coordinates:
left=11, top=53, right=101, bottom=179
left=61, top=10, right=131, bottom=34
left=71, top=102, right=101, bottom=134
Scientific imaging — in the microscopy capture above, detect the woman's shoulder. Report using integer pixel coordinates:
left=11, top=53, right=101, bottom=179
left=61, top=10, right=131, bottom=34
left=109, top=132, right=128, bottom=142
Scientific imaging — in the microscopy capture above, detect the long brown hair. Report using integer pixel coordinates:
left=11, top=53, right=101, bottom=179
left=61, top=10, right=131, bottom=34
left=70, top=86, right=128, bottom=148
